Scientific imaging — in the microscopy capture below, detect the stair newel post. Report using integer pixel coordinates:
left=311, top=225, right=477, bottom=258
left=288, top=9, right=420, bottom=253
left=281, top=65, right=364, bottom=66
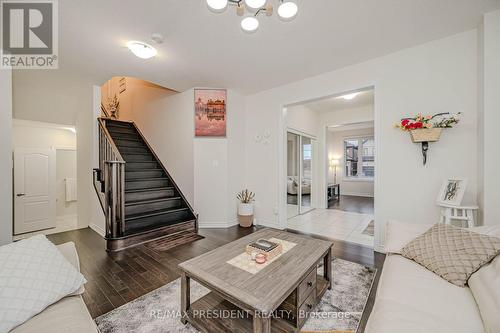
left=104, top=161, right=124, bottom=239
left=119, top=162, right=126, bottom=236
left=103, top=161, right=112, bottom=238
left=111, top=162, right=119, bottom=238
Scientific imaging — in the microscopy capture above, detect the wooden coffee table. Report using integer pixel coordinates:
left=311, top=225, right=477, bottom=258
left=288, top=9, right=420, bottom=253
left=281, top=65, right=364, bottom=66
left=178, top=228, right=333, bottom=333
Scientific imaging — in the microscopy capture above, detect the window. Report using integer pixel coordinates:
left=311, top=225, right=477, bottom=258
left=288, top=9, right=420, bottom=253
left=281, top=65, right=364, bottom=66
left=303, top=143, right=312, bottom=160
left=344, top=137, right=375, bottom=179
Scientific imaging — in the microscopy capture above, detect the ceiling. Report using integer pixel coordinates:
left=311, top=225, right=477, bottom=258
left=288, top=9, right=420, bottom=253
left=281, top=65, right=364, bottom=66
left=58, top=0, right=500, bottom=94
left=304, top=89, right=374, bottom=113
left=328, top=121, right=374, bottom=132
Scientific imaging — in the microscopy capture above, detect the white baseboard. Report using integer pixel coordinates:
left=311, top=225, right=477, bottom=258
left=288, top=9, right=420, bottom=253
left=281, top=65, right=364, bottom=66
left=255, top=218, right=284, bottom=230
left=198, top=219, right=239, bottom=229
left=89, top=223, right=105, bottom=237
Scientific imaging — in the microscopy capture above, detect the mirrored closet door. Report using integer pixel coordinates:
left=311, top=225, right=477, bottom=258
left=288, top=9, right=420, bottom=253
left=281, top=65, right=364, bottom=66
left=286, top=131, right=315, bottom=218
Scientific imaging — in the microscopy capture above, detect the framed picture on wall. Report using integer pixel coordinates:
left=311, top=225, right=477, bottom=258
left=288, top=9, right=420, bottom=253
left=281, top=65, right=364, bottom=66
left=194, top=89, right=227, bottom=137
left=437, top=178, right=468, bottom=206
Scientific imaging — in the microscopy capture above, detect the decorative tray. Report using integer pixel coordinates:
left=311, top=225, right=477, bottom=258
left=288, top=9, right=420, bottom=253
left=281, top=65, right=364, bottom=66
left=245, top=239, right=283, bottom=260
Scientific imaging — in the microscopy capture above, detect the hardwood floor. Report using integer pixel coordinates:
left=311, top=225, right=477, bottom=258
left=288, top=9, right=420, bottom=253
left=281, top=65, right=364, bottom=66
left=48, top=226, right=384, bottom=332
left=329, top=195, right=374, bottom=214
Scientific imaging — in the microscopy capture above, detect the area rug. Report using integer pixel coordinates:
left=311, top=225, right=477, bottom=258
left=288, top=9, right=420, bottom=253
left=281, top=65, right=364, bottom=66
left=362, top=220, right=375, bottom=236
left=95, top=258, right=376, bottom=333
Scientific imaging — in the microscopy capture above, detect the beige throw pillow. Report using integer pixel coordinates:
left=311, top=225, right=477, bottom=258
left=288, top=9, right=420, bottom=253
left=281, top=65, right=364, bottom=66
left=401, top=224, right=500, bottom=287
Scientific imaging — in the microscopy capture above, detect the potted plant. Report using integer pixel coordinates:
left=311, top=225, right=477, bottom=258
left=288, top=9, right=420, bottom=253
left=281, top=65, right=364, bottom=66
left=107, top=94, right=120, bottom=119
left=237, top=189, right=255, bottom=228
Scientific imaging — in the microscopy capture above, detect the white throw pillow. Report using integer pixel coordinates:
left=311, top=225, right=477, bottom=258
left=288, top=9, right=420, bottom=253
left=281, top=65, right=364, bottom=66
left=384, top=221, right=500, bottom=254
left=0, top=235, right=86, bottom=332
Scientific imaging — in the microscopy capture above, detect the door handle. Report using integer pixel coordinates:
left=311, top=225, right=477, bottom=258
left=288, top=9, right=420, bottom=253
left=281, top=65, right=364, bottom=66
left=16, top=193, right=25, bottom=197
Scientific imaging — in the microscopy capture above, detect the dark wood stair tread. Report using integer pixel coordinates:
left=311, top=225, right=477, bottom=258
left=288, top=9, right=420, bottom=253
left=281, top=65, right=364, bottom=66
left=126, top=177, right=168, bottom=182
left=125, top=196, right=181, bottom=206
left=114, top=138, right=144, bottom=143
left=126, top=207, right=191, bottom=221
left=126, top=168, right=164, bottom=173
left=125, top=186, right=174, bottom=193
left=115, top=142, right=146, bottom=147
left=122, top=152, right=152, bottom=156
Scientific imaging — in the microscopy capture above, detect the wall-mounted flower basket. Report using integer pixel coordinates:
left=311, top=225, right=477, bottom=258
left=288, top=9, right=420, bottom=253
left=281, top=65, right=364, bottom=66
left=396, top=113, right=460, bottom=165
left=410, top=128, right=442, bottom=143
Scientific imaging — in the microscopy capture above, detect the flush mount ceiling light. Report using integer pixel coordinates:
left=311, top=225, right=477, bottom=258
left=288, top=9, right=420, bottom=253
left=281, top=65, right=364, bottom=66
left=342, top=93, right=359, bottom=100
left=206, top=0, right=298, bottom=32
left=241, top=16, right=259, bottom=32
left=277, top=1, right=298, bottom=20
left=126, top=41, right=157, bottom=59
left=206, top=0, right=228, bottom=12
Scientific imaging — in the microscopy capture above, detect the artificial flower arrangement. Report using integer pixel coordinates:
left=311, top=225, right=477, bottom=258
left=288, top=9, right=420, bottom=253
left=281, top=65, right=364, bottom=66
left=395, top=112, right=461, bottom=165
left=395, top=112, right=461, bottom=131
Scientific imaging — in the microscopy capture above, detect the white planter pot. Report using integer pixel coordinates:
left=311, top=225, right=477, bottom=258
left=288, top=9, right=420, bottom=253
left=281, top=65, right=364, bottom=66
left=238, top=203, right=254, bottom=216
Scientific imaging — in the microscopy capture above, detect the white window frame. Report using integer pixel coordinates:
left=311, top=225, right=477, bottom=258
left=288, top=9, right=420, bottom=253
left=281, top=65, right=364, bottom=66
left=343, top=136, right=375, bottom=181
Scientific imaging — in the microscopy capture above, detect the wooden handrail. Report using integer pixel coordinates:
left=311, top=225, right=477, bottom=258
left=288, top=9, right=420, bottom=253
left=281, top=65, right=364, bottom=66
left=101, top=103, right=110, bottom=118
left=98, top=118, right=124, bottom=163
left=96, top=117, right=126, bottom=240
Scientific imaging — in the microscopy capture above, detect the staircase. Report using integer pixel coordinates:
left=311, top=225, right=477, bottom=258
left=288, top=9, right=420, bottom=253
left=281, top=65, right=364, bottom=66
left=93, top=118, right=198, bottom=252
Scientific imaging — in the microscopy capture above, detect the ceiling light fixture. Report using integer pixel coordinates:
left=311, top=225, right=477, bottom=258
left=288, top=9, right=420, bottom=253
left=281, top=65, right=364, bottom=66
left=277, top=1, right=298, bottom=20
left=342, top=93, right=359, bottom=100
left=207, top=0, right=298, bottom=32
left=241, top=16, right=260, bottom=32
left=126, top=41, right=157, bottom=59
left=206, top=0, right=228, bottom=12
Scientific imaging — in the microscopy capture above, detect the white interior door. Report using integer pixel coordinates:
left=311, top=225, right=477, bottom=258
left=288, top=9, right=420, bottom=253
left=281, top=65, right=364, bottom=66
left=14, top=148, right=56, bottom=235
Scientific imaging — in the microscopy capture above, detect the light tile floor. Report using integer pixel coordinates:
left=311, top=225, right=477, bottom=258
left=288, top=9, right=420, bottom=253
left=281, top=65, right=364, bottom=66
left=287, top=209, right=374, bottom=247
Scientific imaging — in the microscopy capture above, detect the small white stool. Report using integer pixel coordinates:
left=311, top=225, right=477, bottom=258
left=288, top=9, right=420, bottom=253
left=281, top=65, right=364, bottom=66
left=438, top=203, right=479, bottom=228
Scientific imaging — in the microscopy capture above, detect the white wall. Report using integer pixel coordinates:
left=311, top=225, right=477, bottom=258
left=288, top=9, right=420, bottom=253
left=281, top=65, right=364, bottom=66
left=56, top=150, right=77, bottom=217
left=132, top=89, right=246, bottom=228
left=12, top=120, right=78, bottom=218
left=321, top=106, right=374, bottom=126
left=482, top=10, right=500, bottom=226
left=328, top=127, right=375, bottom=197
left=12, top=120, right=76, bottom=148
left=245, top=30, right=479, bottom=251
left=101, top=77, right=177, bottom=122
left=286, top=105, right=320, bottom=137
left=0, top=69, right=12, bottom=245
left=133, top=89, right=196, bottom=205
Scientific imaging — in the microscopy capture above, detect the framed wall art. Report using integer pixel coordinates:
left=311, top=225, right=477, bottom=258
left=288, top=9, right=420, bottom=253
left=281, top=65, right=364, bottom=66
left=194, top=89, right=226, bottom=137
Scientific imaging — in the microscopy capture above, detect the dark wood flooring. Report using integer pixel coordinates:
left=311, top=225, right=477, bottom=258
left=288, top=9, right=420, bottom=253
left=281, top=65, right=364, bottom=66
left=329, top=195, right=374, bottom=214
left=48, top=226, right=384, bottom=332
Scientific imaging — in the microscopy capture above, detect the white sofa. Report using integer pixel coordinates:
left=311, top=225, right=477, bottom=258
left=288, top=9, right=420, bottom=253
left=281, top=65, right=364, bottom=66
left=366, top=222, right=500, bottom=333
left=10, top=242, right=98, bottom=333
